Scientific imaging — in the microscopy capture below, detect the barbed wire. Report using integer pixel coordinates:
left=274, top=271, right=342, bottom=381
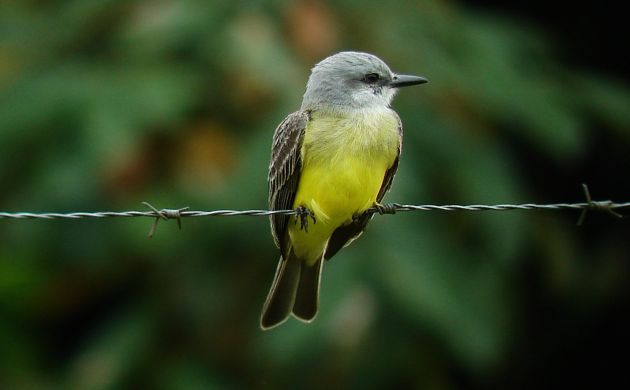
left=2, top=201, right=628, bottom=220
left=0, top=185, right=627, bottom=237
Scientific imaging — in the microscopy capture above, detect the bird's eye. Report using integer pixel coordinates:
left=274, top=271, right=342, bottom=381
left=363, top=73, right=380, bottom=84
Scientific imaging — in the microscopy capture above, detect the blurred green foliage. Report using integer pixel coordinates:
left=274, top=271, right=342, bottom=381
left=1, top=0, right=629, bottom=388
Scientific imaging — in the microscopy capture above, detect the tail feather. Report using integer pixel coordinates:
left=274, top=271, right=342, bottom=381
left=260, top=252, right=301, bottom=330
left=260, top=251, right=324, bottom=330
left=292, top=257, right=323, bottom=322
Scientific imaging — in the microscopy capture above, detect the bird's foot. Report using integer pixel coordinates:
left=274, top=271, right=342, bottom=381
left=352, top=212, right=364, bottom=223
left=295, top=206, right=316, bottom=232
left=373, top=202, right=398, bottom=215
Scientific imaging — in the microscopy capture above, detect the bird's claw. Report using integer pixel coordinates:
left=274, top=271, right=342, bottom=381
left=373, top=202, right=398, bottom=215
left=295, top=206, right=316, bottom=232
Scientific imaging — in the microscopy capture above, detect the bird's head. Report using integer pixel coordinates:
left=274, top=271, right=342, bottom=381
left=301, top=51, right=427, bottom=112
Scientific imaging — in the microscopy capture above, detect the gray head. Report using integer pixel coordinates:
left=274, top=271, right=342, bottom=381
left=301, top=51, right=427, bottom=112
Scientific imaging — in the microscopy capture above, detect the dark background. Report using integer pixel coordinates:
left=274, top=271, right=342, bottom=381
left=471, top=2, right=630, bottom=388
left=1, top=1, right=628, bottom=388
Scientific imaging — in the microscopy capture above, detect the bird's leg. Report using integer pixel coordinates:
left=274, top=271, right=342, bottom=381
left=373, top=202, right=397, bottom=215
left=295, top=206, right=316, bottom=232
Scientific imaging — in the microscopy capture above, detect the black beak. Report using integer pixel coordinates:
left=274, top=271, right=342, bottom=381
left=389, top=74, right=428, bottom=88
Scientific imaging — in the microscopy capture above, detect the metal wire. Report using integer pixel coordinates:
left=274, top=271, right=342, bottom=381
left=0, top=183, right=626, bottom=237
left=0, top=208, right=296, bottom=220
left=1, top=201, right=628, bottom=220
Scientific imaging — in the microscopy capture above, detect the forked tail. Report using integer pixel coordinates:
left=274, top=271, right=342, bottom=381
left=260, top=251, right=323, bottom=330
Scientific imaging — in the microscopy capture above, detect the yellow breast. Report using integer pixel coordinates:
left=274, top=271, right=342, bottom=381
left=288, top=108, right=400, bottom=262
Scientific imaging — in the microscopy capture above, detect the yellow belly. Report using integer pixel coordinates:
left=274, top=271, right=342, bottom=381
left=288, top=109, right=400, bottom=264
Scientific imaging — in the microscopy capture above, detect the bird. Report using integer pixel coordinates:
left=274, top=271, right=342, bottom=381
left=261, top=51, right=427, bottom=329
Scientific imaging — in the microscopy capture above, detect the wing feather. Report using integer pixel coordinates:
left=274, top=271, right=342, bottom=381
left=268, top=111, right=310, bottom=257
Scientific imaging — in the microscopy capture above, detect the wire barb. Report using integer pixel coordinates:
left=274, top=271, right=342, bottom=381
left=577, top=184, right=623, bottom=226
left=142, top=202, right=190, bottom=238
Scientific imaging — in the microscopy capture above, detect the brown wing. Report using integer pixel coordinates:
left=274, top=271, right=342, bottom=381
left=268, top=110, right=310, bottom=257
left=324, top=116, right=403, bottom=260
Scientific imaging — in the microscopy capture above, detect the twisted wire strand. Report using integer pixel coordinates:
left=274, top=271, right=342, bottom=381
left=1, top=201, right=629, bottom=220
left=2, top=183, right=625, bottom=238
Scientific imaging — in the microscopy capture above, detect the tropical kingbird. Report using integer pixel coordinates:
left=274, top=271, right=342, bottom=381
left=261, top=51, right=427, bottom=329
